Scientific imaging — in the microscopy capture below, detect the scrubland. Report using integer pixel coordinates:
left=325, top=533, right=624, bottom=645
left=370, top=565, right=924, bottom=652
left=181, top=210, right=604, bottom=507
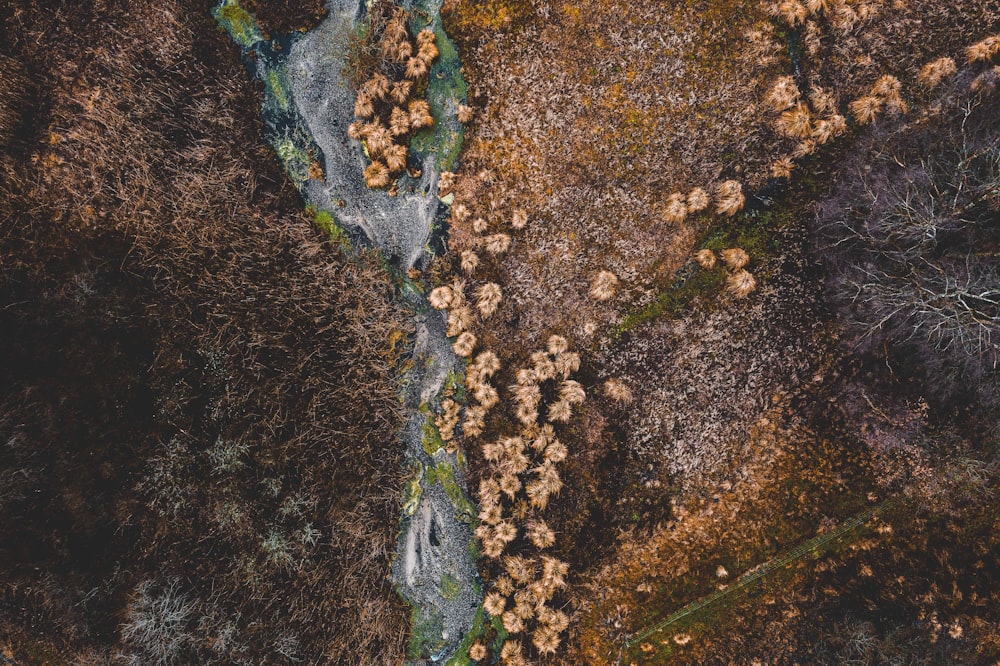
left=0, top=1, right=410, bottom=663
left=2, top=0, right=999, bottom=664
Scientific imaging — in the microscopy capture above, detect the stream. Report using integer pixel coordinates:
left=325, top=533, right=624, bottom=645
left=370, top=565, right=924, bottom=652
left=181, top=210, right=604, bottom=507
left=214, top=0, right=482, bottom=661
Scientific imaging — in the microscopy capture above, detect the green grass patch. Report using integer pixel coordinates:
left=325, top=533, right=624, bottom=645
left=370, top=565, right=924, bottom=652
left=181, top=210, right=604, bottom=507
left=426, top=461, right=477, bottom=523
left=213, top=0, right=263, bottom=47
left=445, top=607, right=487, bottom=666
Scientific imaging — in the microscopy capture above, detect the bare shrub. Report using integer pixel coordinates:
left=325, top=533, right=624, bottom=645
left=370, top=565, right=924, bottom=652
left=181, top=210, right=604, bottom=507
left=816, top=85, right=1000, bottom=406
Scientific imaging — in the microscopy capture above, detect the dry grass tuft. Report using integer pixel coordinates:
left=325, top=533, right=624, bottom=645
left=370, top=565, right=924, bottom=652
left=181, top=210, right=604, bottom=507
left=715, top=180, right=746, bottom=217
left=589, top=270, right=619, bottom=301
left=965, top=35, right=1000, bottom=63
left=765, top=75, right=802, bottom=112
left=917, top=57, right=958, bottom=87
left=664, top=192, right=689, bottom=224
left=721, top=247, right=751, bottom=270
left=429, top=285, right=455, bottom=310
left=363, top=160, right=390, bottom=188
left=461, top=249, right=480, bottom=274
left=696, top=249, right=717, bottom=269
left=687, top=187, right=711, bottom=213
left=453, top=331, right=477, bottom=357
left=776, top=103, right=814, bottom=139
left=849, top=95, right=883, bottom=125
left=603, top=378, right=634, bottom=404
left=484, top=233, right=512, bottom=255
left=772, top=156, right=795, bottom=179
left=727, top=269, right=758, bottom=298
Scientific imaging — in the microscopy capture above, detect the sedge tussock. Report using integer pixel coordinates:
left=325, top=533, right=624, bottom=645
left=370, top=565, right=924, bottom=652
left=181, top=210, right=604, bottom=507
left=479, top=503, right=502, bottom=526
left=687, top=186, right=711, bottom=212
left=533, top=627, right=562, bottom=655
left=603, top=378, right=634, bottom=404
left=533, top=462, right=563, bottom=496
left=809, top=85, right=836, bottom=115
left=554, top=351, right=580, bottom=377
left=715, top=180, right=745, bottom=216
left=500, top=640, right=523, bottom=662
left=363, top=161, right=390, bottom=189
left=546, top=334, right=568, bottom=356
left=538, top=606, right=570, bottom=632
left=495, top=575, right=515, bottom=597
left=501, top=449, right=530, bottom=475
left=773, top=0, right=807, bottom=26
left=525, top=480, right=550, bottom=510
left=806, top=0, right=830, bottom=15
left=416, top=27, right=436, bottom=47
left=453, top=331, right=476, bottom=357
left=438, top=170, right=455, bottom=192
left=664, top=192, right=688, bottom=223
left=475, top=282, right=503, bottom=317
left=446, top=306, right=467, bottom=337
left=872, top=74, right=901, bottom=98
left=479, top=477, right=500, bottom=503
left=811, top=119, right=834, bottom=145
left=469, top=642, right=487, bottom=661
left=512, top=599, right=535, bottom=622
left=384, top=143, right=408, bottom=173
left=727, top=269, right=758, bottom=298
left=472, top=217, right=489, bottom=233
left=721, top=247, right=750, bottom=270
left=966, top=35, right=1000, bottom=64
left=484, top=591, right=506, bottom=617
left=771, top=156, right=795, bottom=179
left=527, top=520, right=556, bottom=549
left=428, top=286, right=454, bottom=310
left=365, top=73, right=390, bottom=100
left=792, top=139, right=816, bottom=159
left=408, top=99, right=434, bottom=129
left=451, top=202, right=470, bottom=223
left=515, top=404, right=539, bottom=426
left=482, top=440, right=504, bottom=462
left=460, top=250, right=479, bottom=274
left=463, top=405, right=486, bottom=437
left=504, top=555, right=535, bottom=584
left=405, top=56, right=429, bottom=80
left=765, top=75, right=801, bottom=112
left=499, top=472, right=522, bottom=499
left=457, top=104, right=474, bottom=123
left=559, top=379, right=585, bottom=404
left=484, top=233, right=512, bottom=255
left=363, top=123, right=393, bottom=157
left=544, top=439, right=567, bottom=464
left=830, top=3, right=857, bottom=31
left=589, top=270, right=619, bottom=301
left=482, top=537, right=505, bottom=559
left=347, top=121, right=363, bottom=140
left=828, top=114, right=847, bottom=137
left=495, top=521, right=518, bottom=543
left=353, top=91, right=375, bottom=119
left=695, top=248, right=716, bottom=269
left=417, top=40, right=439, bottom=64
left=530, top=423, right=555, bottom=451
left=917, top=57, right=957, bottom=87
left=849, top=95, right=882, bottom=124
left=388, top=106, right=410, bottom=136
left=776, top=103, right=813, bottom=139
left=516, top=368, right=537, bottom=385
left=390, top=79, right=412, bottom=105
left=511, top=383, right=541, bottom=411
left=547, top=399, right=572, bottom=423
left=511, top=208, right=528, bottom=230
left=474, top=382, right=499, bottom=409
left=531, top=351, right=557, bottom=381
left=392, top=39, right=413, bottom=63
left=472, top=350, right=501, bottom=378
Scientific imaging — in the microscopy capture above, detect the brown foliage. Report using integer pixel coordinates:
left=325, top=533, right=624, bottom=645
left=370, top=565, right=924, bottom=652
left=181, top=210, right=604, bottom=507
left=0, top=1, right=408, bottom=663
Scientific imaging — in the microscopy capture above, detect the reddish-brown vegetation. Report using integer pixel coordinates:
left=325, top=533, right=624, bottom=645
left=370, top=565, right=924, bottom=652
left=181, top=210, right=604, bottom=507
left=0, top=1, right=409, bottom=663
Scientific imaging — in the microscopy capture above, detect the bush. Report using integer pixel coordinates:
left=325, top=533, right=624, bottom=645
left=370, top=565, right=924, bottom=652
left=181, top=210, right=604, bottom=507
left=816, top=80, right=1000, bottom=408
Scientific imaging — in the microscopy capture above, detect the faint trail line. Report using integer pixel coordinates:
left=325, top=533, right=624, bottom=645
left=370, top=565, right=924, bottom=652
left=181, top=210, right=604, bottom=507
left=618, top=497, right=900, bottom=661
